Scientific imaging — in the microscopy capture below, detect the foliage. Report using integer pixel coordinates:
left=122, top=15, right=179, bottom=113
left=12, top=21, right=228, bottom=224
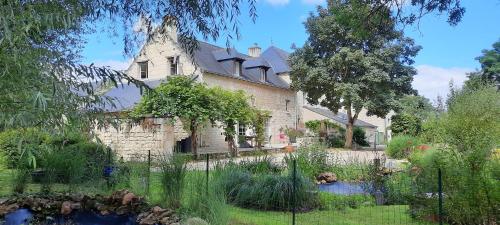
left=396, top=95, right=435, bottom=121
left=0, top=128, right=48, bottom=169
left=284, top=128, right=304, bottom=143
left=213, top=167, right=319, bottom=211
left=210, top=87, right=254, bottom=156
left=385, top=135, right=420, bottom=159
left=237, top=157, right=282, bottom=174
left=251, top=110, right=271, bottom=149
left=0, top=0, right=256, bottom=132
left=383, top=171, right=413, bottom=205
left=326, top=133, right=345, bottom=148
left=305, top=120, right=322, bottom=135
left=183, top=172, right=229, bottom=225
left=159, top=153, right=188, bottom=209
left=475, top=39, right=500, bottom=84
left=352, top=127, right=369, bottom=147
left=289, top=1, right=420, bottom=148
left=318, top=192, right=374, bottom=211
left=391, top=113, right=421, bottom=136
left=287, top=143, right=329, bottom=180
left=408, top=85, right=500, bottom=224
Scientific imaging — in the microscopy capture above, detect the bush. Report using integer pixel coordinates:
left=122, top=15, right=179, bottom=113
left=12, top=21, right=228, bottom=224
left=287, top=143, right=328, bottom=180
left=318, top=192, right=374, bottom=210
left=353, top=127, right=369, bottom=147
left=0, top=128, right=48, bottom=169
left=391, top=113, right=421, bottom=136
left=385, top=135, right=419, bottom=159
left=326, top=133, right=344, bottom=148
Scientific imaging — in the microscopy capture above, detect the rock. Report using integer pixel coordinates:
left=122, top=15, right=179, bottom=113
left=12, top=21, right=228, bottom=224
left=100, top=210, right=110, bottom=216
left=317, top=172, right=337, bottom=183
left=152, top=206, right=165, bottom=214
left=122, top=192, right=136, bottom=205
left=60, top=201, right=72, bottom=215
left=0, top=203, right=19, bottom=216
left=182, top=217, right=209, bottom=225
left=115, top=205, right=130, bottom=215
left=71, top=202, right=81, bottom=210
left=139, top=213, right=157, bottom=225
left=320, top=180, right=326, bottom=184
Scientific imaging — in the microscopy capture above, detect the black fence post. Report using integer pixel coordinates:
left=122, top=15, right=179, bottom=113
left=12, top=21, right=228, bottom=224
left=292, top=159, right=296, bottom=225
left=107, top=148, right=111, bottom=189
left=438, top=168, right=443, bottom=225
left=206, top=154, right=209, bottom=195
left=147, top=150, right=151, bottom=195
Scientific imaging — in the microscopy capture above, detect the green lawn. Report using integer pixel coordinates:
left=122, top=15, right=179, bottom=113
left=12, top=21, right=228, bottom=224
left=228, top=205, right=436, bottom=225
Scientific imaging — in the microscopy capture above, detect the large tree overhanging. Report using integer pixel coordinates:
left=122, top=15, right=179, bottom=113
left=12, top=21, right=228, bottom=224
left=0, top=0, right=257, bottom=132
left=290, top=1, right=420, bottom=148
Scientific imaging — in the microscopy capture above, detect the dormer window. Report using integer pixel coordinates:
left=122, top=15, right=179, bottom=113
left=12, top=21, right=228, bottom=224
left=168, top=56, right=179, bottom=75
left=234, top=61, right=242, bottom=76
left=260, top=68, right=268, bottom=82
left=138, top=61, right=148, bottom=79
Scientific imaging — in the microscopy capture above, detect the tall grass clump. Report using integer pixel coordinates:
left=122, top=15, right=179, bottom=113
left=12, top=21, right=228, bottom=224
left=159, top=153, right=188, bottom=208
left=385, top=135, right=420, bottom=159
left=213, top=163, right=319, bottom=211
left=287, top=143, right=328, bottom=180
left=182, top=172, right=229, bottom=225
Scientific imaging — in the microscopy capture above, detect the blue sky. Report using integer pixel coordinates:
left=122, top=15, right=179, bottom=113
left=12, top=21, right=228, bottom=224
left=83, top=0, right=500, bottom=101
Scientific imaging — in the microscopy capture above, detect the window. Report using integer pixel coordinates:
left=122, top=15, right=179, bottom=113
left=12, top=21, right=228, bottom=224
left=234, top=61, right=242, bottom=76
left=138, top=61, right=148, bottom=79
left=238, top=124, right=246, bottom=136
left=168, top=56, right=179, bottom=75
left=285, top=99, right=290, bottom=111
left=260, top=68, right=267, bottom=82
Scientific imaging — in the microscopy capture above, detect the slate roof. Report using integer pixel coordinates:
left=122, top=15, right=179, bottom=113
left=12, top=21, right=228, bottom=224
left=101, top=79, right=164, bottom=112
left=100, top=41, right=293, bottom=112
left=303, top=106, right=377, bottom=128
left=192, top=41, right=290, bottom=89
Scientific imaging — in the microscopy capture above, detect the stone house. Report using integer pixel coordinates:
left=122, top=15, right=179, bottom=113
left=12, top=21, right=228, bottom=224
left=95, top=32, right=391, bottom=158
left=95, top=35, right=298, bottom=159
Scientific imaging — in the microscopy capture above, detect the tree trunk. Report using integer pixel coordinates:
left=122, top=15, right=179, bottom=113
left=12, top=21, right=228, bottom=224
left=344, top=122, right=354, bottom=149
left=190, top=120, right=198, bottom=159
left=344, top=107, right=359, bottom=149
left=228, top=135, right=238, bottom=157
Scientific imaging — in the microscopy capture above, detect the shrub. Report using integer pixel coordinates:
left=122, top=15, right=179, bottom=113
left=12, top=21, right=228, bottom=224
left=391, top=113, right=421, bottom=136
left=40, top=148, right=88, bottom=184
left=0, top=128, right=48, bottom=169
left=326, top=133, right=344, bottom=148
left=318, top=192, right=374, bottom=210
left=353, top=127, right=369, bottom=147
left=385, top=135, right=420, bottom=159
left=287, top=143, right=328, bottom=180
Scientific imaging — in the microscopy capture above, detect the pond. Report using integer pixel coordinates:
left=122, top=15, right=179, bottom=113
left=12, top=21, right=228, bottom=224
left=3, top=208, right=137, bottom=225
left=318, top=181, right=371, bottom=195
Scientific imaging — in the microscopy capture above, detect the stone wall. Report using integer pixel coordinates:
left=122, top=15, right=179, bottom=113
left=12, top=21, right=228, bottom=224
left=94, top=118, right=175, bottom=160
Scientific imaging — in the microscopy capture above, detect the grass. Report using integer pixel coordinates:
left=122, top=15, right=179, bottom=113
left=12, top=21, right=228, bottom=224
left=228, top=205, right=438, bottom=225
left=0, top=166, right=440, bottom=225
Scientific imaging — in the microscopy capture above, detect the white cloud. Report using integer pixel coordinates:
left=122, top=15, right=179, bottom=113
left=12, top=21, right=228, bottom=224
left=412, top=65, right=473, bottom=101
left=92, top=59, right=132, bottom=71
left=264, top=0, right=290, bottom=6
left=301, top=0, right=325, bottom=5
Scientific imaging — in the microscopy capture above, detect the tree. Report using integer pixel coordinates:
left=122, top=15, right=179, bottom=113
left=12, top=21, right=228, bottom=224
left=390, top=114, right=421, bottom=136
left=0, top=0, right=257, bottom=132
left=132, top=76, right=219, bottom=158
left=397, top=95, right=435, bottom=121
left=210, top=88, right=254, bottom=157
left=476, top=39, right=500, bottom=84
left=290, top=1, right=420, bottom=148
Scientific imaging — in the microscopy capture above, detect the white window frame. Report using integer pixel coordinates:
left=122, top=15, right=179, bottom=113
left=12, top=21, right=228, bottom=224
left=138, top=61, right=148, bottom=79
left=234, top=61, right=242, bottom=76
left=168, top=56, right=179, bottom=75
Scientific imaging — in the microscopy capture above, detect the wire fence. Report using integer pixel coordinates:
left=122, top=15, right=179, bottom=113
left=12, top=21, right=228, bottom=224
left=1, top=149, right=447, bottom=225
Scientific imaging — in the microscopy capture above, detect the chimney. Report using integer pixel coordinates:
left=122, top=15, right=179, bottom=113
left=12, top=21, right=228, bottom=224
left=248, top=43, right=261, bottom=57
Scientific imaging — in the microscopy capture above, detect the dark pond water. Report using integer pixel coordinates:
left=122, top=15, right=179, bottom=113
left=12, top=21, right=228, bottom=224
left=317, top=181, right=371, bottom=195
left=2, top=209, right=137, bottom=225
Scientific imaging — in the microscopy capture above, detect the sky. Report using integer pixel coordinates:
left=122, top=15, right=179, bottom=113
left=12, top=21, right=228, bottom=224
left=82, top=0, right=500, bottom=102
